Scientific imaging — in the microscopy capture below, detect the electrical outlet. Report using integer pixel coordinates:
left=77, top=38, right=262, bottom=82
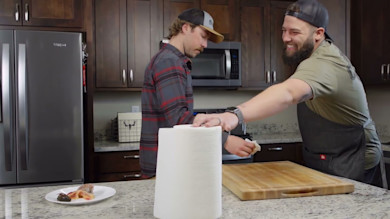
left=132, top=106, right=140, bottom=112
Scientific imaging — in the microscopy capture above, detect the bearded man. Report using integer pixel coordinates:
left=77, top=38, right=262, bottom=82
left=193, top=0, right=386, bottom=188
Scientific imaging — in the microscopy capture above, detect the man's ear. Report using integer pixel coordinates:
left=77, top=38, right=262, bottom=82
left=315, top=27, right=325, bottom=41
left=181, top=23, right=191, bottom=34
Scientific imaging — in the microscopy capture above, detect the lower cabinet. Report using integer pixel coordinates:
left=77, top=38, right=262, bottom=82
left=253, top=142, right=303, bottom=165
left=383, top=144, right=390, bottom=187
left=95, top=150, right=141, bottom=182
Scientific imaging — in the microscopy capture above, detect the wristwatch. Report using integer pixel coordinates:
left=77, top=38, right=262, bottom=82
left=225, top=107, right=244, bottom=125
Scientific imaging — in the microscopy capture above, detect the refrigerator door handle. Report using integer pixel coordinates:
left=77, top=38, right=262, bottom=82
left=18, top=44, right=28, bottom=170
left=2, top=44, right=13, bottom=171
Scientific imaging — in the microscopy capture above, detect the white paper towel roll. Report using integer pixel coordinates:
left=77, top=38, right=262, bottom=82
left=154, top=125, right=222, bottom=219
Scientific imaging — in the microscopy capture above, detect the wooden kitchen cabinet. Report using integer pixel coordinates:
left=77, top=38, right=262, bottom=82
left=351, top=0, right=390, bottom=85
left=163, top=0, right=239, bottom=41
left=0, top=0, right=83, bottom=27
left=94, top=150, right=141, bottom=182
left=253, top=142, right=304, bottom=165
left=318, top=0, right=350, bottom=56
left=199, top=0, right=240, bottom=41
left=95, top=0, right=163, bottom=89
left=240, top=0, right=294, bottom=89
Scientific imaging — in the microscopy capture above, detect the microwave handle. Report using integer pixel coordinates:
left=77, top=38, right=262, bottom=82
left=225, top=49, right=231, bottom=79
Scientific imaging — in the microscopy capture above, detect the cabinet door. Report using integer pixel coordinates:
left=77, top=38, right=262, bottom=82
left=95, top=0, right=127, bottom=88
left=23, top=0, right=83, bottom=27
left=352, top=0, right=390, bottom=85
left=95, top=151, right=141, bottom=182
left=0, top=0, right=22, bottom=25
left=96, top=0, right=162, bottom=89
left=200, top=0, right=240, bottom=41
left=318, top=0, right=349, bottom=56
left=127, top=0, right=163, bottom=88
left=163, top=0, right=200, bottom=38
left=240, top=0, right=269, bottom=89
left=270, top=1, right=294, bottom=84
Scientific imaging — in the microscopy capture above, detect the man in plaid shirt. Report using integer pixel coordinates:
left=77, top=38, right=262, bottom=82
left=140, top=8, right=256, bottom=178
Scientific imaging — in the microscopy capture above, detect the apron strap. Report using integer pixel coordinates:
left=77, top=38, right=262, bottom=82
left=379, top=147, right=388, bottom=189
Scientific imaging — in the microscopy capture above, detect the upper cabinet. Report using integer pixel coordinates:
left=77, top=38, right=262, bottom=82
left=240, top=0, right=294, bottom=89
left=319, top=0, right=350, bottom=56
left=351, top=0, right=390, bottom=85
left=0, top=0, right=83, bottom=28
left=95, top=0, right=163, bottom=89
left=93, top=0, right=350, bottom=90
left=163, top=0, right=239, bottom=41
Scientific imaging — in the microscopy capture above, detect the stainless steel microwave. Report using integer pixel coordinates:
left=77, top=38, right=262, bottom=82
left=191, top=41, right=241, bottom=87
left=160, top=40, right=241, bottom=88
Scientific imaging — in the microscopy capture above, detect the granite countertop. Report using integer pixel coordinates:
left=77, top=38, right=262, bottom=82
left=93, top=133, right=303, bottom=152
left=254, top=132, right=302, bottom=144
left=94, top=141, right=140, bottom=152
left=1, top=177, right=390, bottom=218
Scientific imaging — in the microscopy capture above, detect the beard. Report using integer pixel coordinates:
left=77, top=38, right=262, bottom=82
left=282, top=37, right=314, bottom=66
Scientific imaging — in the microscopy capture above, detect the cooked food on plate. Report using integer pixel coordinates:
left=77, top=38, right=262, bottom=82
left=57, top=193, right=71, bottom=202
left=78, top=183, right=94, bottom=193
left=56, top=184, right=95, bottom=202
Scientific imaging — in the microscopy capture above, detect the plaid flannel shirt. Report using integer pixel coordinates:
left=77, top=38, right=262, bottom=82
left=140, top=44, right=194, bottom=178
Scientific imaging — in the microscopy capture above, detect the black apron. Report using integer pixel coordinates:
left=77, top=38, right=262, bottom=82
left=297, top=103, right=366, bottom=181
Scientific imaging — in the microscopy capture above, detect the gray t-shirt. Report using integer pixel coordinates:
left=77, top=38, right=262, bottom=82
left=290, top=40, right=381, bottom=170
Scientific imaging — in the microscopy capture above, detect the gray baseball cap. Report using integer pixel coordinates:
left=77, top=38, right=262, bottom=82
left=285, top=0, right=332, bottom=40
left=178, top=8, right=224, bottom=43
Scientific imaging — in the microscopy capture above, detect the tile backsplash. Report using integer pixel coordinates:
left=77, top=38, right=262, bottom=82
left=94, top=86, right=390, bottom=142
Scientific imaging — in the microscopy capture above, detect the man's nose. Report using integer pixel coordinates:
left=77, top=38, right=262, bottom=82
left=282, top=33, right=291, bottom=43
left=202, top=39, right=208, bottom=48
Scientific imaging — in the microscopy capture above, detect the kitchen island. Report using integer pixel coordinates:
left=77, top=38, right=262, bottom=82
left=1, top=176, right=389, bottom=219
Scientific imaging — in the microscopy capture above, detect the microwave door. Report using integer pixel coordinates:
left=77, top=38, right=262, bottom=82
left=191, top=52, right=225, bottom=79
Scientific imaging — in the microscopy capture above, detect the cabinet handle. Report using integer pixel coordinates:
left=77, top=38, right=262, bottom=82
left=24, top=4, right=29, bottom=21
left=272, top=71, right=276, bottom=83
left=381, top=64, right=386, bottom=80
left=124, top=155, right=140, bottom=159
left=129, top=69, right=134, bottom=83
left=15, top=4, right=20, bottom=21
left=387, top=64, right=390, bottom=80
left=124, top=173, right=141, bottom=178
left=266, top=71, right=271, bottom=83
left=268, top=147, right=283, bottom=151
left=122, top=69, right=126, bottom=84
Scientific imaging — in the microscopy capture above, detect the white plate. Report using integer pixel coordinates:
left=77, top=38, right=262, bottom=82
left=45, top=185, right=116, bottom=205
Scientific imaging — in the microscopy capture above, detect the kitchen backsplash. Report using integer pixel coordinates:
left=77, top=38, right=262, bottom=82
left=94, top=86, right=390, bottom=142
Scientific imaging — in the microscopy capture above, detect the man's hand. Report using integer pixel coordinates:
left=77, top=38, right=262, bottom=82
left=192, top=112, right=239, bottom=132
left=224, top=135, right=255, bottom=157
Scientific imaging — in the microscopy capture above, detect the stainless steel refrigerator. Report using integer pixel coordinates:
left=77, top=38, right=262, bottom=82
left=0, top=30, right=84, bottom=185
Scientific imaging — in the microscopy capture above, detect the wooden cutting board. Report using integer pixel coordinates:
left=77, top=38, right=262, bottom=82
left=222, top=161, right=354, bottom=200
